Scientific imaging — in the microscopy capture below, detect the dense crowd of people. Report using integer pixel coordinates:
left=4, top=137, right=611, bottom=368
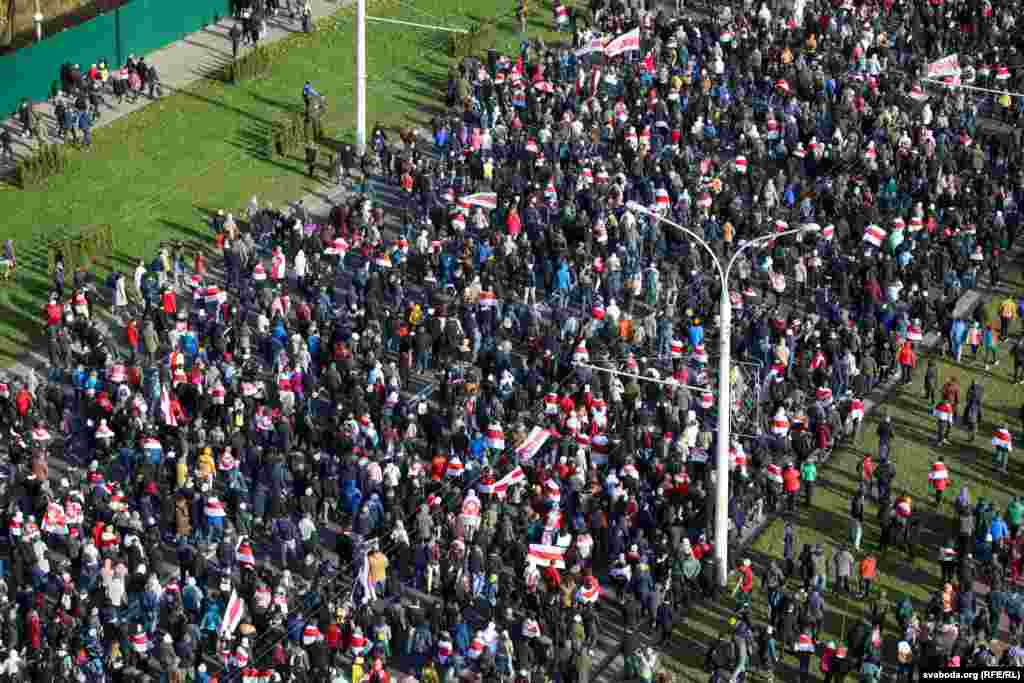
left=5, top=0, right=1024, bottom=681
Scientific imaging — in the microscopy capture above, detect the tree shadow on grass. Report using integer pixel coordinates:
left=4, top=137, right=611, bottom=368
left=164, top=84, right=275, bottom=127
left=234, top=124, right=274, bottom=160
left=248, top=91, right=300, bottom=114
left=225, top=140, right=304, bottom=175
left=392, top=95, right=446, bottom=125
left=157, top=219, right=215, bottom=245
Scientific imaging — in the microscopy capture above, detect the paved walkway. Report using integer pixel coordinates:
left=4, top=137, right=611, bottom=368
left=0, top=0, right=351, bottom=168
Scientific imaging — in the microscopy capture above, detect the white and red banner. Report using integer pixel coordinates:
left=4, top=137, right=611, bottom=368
left=863, top=224, right=887, bottom=248
left=516, top=426, right=551, bottom=462
left=486, top=423, right=506, bottom=450
left=220, top=589, right=245, bottom=638
left=479, top=291, right=498, bottom=308
left=479, top=466, right=526, bottom=497
left=993, top=429, right=1013, bottom=450
left=927, top=54, right=959, bottom=79
left=237, top=542, right=256, bottom=567
left=575, top=36, right=608, bottom=56
left=772, top=416, right=790, bottom=436
left=160, top=387, right=178, bottom=427
left=528, top=544, right=567, bottom=568
left=604, top=27, right=640, bottom=56
left=460, top=192, right=498, bottom=210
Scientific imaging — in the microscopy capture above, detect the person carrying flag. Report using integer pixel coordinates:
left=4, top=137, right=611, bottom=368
left=929, top=460, right=949, bottom=508
left=933, top=399, right=954, bottom=445
left=993, top=426, right=1013, bottom=474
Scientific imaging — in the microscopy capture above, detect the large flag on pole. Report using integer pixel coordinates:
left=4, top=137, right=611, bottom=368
left=220, top=589, right=245, bottom=638
left=604, top=27, right=640, bottom=56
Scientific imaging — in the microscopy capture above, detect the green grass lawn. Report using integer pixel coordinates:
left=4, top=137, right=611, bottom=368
left=656, top=268, right=1024, bottom=682
left=0, top=0, right=562, bottom=364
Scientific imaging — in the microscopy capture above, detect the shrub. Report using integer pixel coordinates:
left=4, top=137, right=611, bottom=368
left=228, top=44, right=273, bottom=83
left=16, top=142, right=69, bottom=189
left=47, top=225, right=114, bottom=273
left=270, top=110, right=313, bottom=157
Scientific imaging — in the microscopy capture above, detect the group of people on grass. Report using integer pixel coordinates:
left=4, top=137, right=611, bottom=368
left=5, top=0, right=1024, bottom=681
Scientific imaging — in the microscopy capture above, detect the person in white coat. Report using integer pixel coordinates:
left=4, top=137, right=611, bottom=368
left=293, top=249, right=307, bottom=290
left=113, top=271, right=129, bottom=321
left=2, top=649, right=22, bottom=677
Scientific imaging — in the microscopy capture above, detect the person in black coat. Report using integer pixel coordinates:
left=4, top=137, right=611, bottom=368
left=654, top=598, right=675, bottom=645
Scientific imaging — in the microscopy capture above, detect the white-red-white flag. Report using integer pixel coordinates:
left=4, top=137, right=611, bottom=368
left=863, top=224, right=886, bottom=248
left=220, top=589, right=245, bottom=638
left=528, top=544, right=567, bottom=568
left=160, top=387, right=178, bottom=427
left=604, top=27, right=640, bottom=56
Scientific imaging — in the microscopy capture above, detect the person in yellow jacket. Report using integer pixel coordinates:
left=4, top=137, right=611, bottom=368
left=999, top=91, right=1013, bottom=121
left=175, top=453, right=189, bottom=489
left=197, top=447, right=215, bottom=483
left=408, top=303, right=423, bottom=327
left=421, top=660, right=440, bottom=683
left=1000, top=296, right=1017, bottom=339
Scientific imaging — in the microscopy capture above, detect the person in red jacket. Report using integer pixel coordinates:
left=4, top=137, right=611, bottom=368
left=897, top=340, right=917, bottom=384
left=733, top=557, right=754, bottom=609
left=126, top=318, right=140, bottom=362
left=161, top=286, right=176, bottom=318
left=15, top=385, right=31, bottom=420
left=783, top=462, right=801, bottom=513
left=44, top=295, right=63, bottom=327
left=326, top=621, right=342, bottom=651
left=929, top=460, right=949, bottom=507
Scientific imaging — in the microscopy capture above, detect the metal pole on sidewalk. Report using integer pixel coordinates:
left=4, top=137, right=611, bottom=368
left=714, top=281, right=732, bottom=588
left=355, top=0, right=367, bottom=156
left=626, top=201, right=819, bottom=586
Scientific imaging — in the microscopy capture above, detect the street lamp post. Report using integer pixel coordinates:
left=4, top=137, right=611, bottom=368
left=355, top=0, right=367, bottom=156
left=626, top=201, right=819, bottom=587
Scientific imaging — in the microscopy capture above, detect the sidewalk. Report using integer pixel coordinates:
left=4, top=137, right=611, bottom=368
left=0, top=0, right=351, bottom=169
